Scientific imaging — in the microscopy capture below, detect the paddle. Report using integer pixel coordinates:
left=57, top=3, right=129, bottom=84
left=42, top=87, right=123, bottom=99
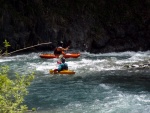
left=64, top=40, right=72, bottom=53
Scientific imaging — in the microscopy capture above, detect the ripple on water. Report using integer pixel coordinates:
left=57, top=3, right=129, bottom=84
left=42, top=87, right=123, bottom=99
left=1, top=51, right=150, bottom=113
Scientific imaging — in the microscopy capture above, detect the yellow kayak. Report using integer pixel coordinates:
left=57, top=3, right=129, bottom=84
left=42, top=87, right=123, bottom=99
left=49, top=69, right=75, bottom=74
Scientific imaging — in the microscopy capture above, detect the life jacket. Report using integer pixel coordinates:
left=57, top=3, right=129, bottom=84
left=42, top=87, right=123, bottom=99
left=54, top=47, right=62, bottom=55
left=62, top=63, right=68, bottom=70
left=58, top=62, right=68, bottom=71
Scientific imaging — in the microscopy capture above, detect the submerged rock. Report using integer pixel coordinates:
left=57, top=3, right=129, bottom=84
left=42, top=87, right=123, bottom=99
left=124, top=63, right=150, bottom=69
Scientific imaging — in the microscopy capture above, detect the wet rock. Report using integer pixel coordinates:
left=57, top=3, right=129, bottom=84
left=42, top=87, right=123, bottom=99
left=124, top=63, right=150, bottom=69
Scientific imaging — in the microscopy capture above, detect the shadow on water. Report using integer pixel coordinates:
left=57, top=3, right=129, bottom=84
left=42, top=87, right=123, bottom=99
left=79, top=69, right=150, bottom=92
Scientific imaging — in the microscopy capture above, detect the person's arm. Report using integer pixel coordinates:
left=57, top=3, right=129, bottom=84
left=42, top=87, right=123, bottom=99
left=62, top=46, right=69, bottom=51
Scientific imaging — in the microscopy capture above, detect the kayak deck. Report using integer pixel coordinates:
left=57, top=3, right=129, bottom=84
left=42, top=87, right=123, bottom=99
left=50, top=69, right=75, bottom=74
left=40, top=53, right=80, bottom=59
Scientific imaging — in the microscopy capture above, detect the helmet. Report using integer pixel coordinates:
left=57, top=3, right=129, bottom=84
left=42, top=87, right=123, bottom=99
left=60, top=41, right=63, bottom=44
left=58, top=41, right=63, bottom=46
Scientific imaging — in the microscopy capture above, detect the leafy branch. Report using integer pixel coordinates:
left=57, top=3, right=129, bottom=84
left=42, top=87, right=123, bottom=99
left=0, top=66, right=35, bottom=113
left=3, top=39, right=11, bottom=55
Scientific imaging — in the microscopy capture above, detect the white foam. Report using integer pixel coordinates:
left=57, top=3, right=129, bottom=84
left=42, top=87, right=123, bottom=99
left=1, top=50, right=149, bottom=75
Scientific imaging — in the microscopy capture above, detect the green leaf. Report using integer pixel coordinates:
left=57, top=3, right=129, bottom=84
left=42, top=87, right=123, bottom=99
left=3, top=39, right=11, bottom=48
left=0, top=65, right=35, bottom=113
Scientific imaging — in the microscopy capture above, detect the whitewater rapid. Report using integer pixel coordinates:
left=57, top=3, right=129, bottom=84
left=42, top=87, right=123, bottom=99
left=0, top=51, right=150, bottom=113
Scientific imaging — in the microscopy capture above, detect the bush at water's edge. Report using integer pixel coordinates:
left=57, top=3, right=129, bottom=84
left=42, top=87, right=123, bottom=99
left=0, top=65, right=35, bottom=113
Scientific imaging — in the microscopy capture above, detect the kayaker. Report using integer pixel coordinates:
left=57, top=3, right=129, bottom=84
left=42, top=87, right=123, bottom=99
left=54, top=41, right=69, bottom=56
left=54, top=55, right=68, bottom=72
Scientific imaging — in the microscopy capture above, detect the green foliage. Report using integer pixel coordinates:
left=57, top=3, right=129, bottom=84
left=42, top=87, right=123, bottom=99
left=32, top=108, right=36, bottom=111
left=3, top=39, right=11, bottom=56
left=0, top=65, right=35, bottom=113
left=3, top=39, right=11, bottom=48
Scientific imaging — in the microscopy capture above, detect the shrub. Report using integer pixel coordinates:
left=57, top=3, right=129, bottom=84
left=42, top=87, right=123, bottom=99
left=0, top=66, right=34, bottom=113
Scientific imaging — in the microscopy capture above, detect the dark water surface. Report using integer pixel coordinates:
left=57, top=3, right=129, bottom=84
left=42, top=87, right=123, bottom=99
left=0, top=51, right=150, bottom=113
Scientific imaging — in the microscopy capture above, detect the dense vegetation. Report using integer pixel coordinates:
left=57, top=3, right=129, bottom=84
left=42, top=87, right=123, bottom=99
left=0, top=66, right=34, bottom=113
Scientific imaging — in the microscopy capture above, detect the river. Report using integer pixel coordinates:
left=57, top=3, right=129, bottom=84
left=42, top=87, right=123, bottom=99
left=0, top=51, right=150, bottom=113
